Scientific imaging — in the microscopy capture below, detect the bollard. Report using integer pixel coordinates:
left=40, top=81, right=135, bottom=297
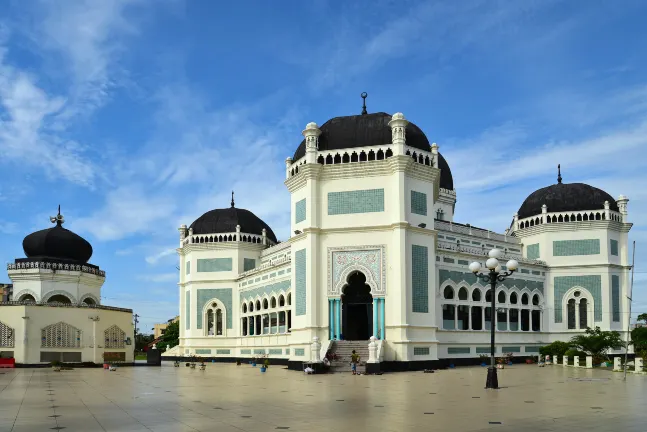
left=613, top=357, right=622, bottom=371
left=563, top=356, right=568, bottom=366
left=636, top=358, right=644, bottom=373
left=586, top=356, right=593, bottom=369
left=574, top=357, right=580, bottom=367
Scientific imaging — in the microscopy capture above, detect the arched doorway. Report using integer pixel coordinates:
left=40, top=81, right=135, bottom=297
left=341, top=271, right=373, bottom=340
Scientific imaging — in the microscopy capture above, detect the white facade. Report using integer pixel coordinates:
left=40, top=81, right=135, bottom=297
left=176, top=112, right=633, bottom=367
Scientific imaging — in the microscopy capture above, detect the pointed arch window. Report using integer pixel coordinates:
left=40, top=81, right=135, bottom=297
left=205, top=302, right=225, bottom=336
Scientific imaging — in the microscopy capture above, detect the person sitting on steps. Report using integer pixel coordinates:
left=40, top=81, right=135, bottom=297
left=350, top=350, right=360, bottom=375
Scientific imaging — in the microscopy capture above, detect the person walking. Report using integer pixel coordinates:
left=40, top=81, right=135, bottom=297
left=350, top=350, right=360, bottom=375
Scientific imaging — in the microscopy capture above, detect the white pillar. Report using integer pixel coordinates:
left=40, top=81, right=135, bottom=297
left=285, top=157, right=293, bottom=179
left=430, top=143, right=439, bottom=167
left=302, top=122, right=322, bottom=164
left=563, top=356, right=568, bottom=366
left=586, top=356, right=593, bottom=369
left=574, top=356, right=580, bottom=367
left=310, top=336, right=322, bottom=363
left=636, top=358, right=644, bottom=373
left=614, top=357, right=622, bottom=371
left=575, top=301, right=580, bottom=329
left=388, top=113, right=408, bottom=155
left=617, top=195, right=629, bottom=222
left=367, top=336, right=378, bottom=363
left=468, top=306, right=472, bottom=330
left=604, top=200, right=610, bottom=220
left=529, top=309, right=533, bottom=332
left=506, top=308, right=510, bottom=331
left=482, top=307, right=485, bottom=331
left=454, top=305, right=458, bottom=330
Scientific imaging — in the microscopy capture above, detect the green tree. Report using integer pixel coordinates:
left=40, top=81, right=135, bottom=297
left=637, top=313, right=647, bottom=323
left=569, top=327, right=623, bottom=364
left=539, top=341, right=572, bottom=358
left=631, top=326, right=647, bottom=357
left=157, top=320, right=179, bottom=351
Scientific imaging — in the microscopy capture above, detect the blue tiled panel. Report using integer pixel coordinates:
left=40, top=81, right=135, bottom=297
left=527, top=244, right=540, bottom=260
left=268, top=349, right=282, bottom=355
left=278, top=270, right=285, bottom=275
left=240, top=280, right=291, bottom=302
left=185, top=291, right=190, bottom=330
left=443, top=257, right=454, bottom=263
left=476, top=347, right=493, bottom=354
left=446, top=236, right=456, bottom=241
left=520, top=269, right=530, bottom=274
left=295, top=249, right=307, bottom=316
left=472, top=241, right=481, bottom=245
left=185, top=261, right=190, bottom=275
left=327, top=189, right=384, bottom=215
left=410, top=191, right=427, bottom=216
left=240, top=349, right=251, bottom=355
left=197, top=258, right=233, bottom=272
left=294, top=348, right=305, bottom=356
left=195, top=349, right=211, bottom=354
left=287, top=268, right=292, bottom=273
left=531, top=271, right=541, bottom=275
left=553, top=239, right=600, bottom=256
left=285, top=349, right=290, bottom=355
left=254, top=349, right=265, bottom=355
left=244, top=258, right=256, bottom=271
left=295, top=198, right=306, bottom=223
left=524, top=346, right=540, bottom=353
left=412, top=245, right=429, bottom=313
left=612, top=275, right=620, bottom=322
left=270, top=273, right=276, bottom=278
left=439, top=270, right=544, bottom=294
left=458, top=260, right=469, bottom=265
left=448, top=347, right=470, bottom=354
left=216, top=349, right=230, bottom=354
left=610, top=239, right=619, bottom=256
left=262, top=275, right=268, bottom=280
left=196, top=289, right=233, bottom=329
left=502, top=346, right=521, bottom=353
left=413, top=347, right=429, bottom=356
left=255, top=277, right=260, bottom=282
left=554, top=275, right=602, bottom=323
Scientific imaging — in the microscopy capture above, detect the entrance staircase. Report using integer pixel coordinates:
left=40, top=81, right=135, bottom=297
left=328, top=341, right=370, bottom=373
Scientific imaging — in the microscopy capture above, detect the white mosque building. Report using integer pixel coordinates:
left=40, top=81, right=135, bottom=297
left=1, top=209, right=134, bottom=365
left=170, top=101, right=633, bottom=370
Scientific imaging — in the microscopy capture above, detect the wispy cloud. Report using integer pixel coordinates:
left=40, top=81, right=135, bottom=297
left=145, top=247, right=177, bottom=265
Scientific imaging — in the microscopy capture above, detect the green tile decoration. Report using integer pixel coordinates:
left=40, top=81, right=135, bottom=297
left=255, top=277, right=261, bottom=282
left=524, top=346, right=540, bottom=353
left=443, top=257, right=455, bottom=263
left=197, top=258, right=233, bottom=272
left=185, top=291, right=190, bottom=330
left=241, top=349, right=251, bottom=355
left=196, top=288, right=233, bottom=329
left=458, top=260, right=469, bottom=265
left=268, top=349, right=282, bottom=355
left=216, top=349, right=230, bottom=354
left=413, top=347, right=430, bottom=356
left=553, top=239, right=600, bottom=256
left=195, top=349, right=211, bottom=354
left=439, top=269, right=544, bottom=294
left=262, top=275, right=268, bottom=280
left=254, top=349, right=265, bottom=355
left=527, top=244, right=540, bottom=260
left=270, top=272, right=276, bottom=278
left=287, top=268, right=291, bottom=273
left=240, top=280, right=291, bottom=302
left=295, top=198, right=306, bottom=223
left=472, top=241, right=481, bottom=245
left=244, top=258, right=256, bottom=271
left=476, top=347, right=493, bottom=354
left=531, top=271, right=541, bottom=275
left=185, top=261, right=190, bottom=275
left=446, top=236, right=456, bottom=241
left=278, top=270, right=285, bottom=275
left=610, top=239, right=619, bottom=256
left=554, top=275, right=602, bottom=323
left=612, top=275, right=620, bottom=322
left=438, top=235, right=444, bottom=239
left=412, top=245, right=429, bottom=313
left=294, top=348, right=305, bottom=356
left=502, top=346, right=521, bottom=353
left=411, top=190, right=427, bottom=216
left=448, top=347, right=470, bottom=354
left=328, top=189, right=385, bottom=215
left=295, top=249, right=307, bottom=316
left=285, top=349, right=290, bottom=355
left=520, top=269, right=530, bottom=274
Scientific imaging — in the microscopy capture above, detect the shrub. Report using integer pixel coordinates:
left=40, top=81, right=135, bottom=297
left=539, top=341, right=572, bottom=358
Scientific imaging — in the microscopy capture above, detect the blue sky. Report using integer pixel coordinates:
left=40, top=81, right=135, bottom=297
left=1, top=0, right=646, bottom=332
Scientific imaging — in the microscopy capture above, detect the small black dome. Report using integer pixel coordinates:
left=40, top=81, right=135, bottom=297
left=190, top=206, right=278, bottom=243
left=292, top=112, right=454, bottom=190
left=518, top=182, right=618, bottom=219
left=23, top=217, right=93, bottom=264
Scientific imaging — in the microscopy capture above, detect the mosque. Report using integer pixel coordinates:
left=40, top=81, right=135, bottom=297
left=1, top=209, right=134, bottom=365
left=170, top=98, right=633, bottom=370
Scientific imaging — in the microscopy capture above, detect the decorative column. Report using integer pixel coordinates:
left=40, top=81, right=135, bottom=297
left=575, top=301, right=581, bottom=330
left=329, top=299, right=334, bottom=340
left=506, top=308, right=510, bottom=331
left=311, top=336, right=322, bottom=363
left=468, top=306, right=472, bottom=330
left=366, top=336, right=380, bottom=374
left=529, top=309, right=533, bottom=332
left=430, top=142, right=439, bottom=167
left=285, top=157, right=293, bottom=179
left=482, top=307, right=486, bottom=331
left=373, top=300, right=378, bottom=338
left=454, top=305, right=458, bottom=330
left=262, top=228, right=267, bottom=246
left=388, top=112, right=408, bottom=155
left=235, top=224, right=241, bottom=241
left=541, top=204, right=547, bottom=224
left=335, top=299, right=341, bottom=340
left=302, top=122, right=322, bottom=164
left=617, top=195, right=629, bottom=223
left=604, top=200, right=610, bottom=220
left=379, top=298, right=385, bottom=340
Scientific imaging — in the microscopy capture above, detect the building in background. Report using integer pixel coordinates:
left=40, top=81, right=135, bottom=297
left=1, top=208, right=134, bottom=365
left=153, top=316, right=179, bottom=339
left=0, top=283, right=12, bottom=302
left=171, top=102, right=633, bottom=370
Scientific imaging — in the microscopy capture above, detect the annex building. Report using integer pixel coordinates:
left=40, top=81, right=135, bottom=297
left=170, top=105, right=633, bottom=370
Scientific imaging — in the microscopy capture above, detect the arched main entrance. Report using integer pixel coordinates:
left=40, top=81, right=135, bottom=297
left=341, top=271, right=373, bottom=340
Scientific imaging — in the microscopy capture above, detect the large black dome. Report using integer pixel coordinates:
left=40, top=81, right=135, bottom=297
left=292, top=112, right=454, bottom=190
left=518, top=181, right=618, bottom=219
left=23, top=214, right=93, bottom=264
left=190, top=205, right=278, bottom=243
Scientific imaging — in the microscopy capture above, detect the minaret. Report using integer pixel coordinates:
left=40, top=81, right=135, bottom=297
left=302, top=122, right=322, bottom=164
left=389, top=112, right=408, bottom=155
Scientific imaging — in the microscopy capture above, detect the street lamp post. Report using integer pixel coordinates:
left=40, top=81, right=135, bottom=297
left=469, top=249, right=518, bottom=390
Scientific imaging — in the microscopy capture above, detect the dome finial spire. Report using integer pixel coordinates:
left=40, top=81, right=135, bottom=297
left=557, top=164, right=562, bottom=184
left=231, top=191, right=235, bottom=208
left=361, top=92, right=368, bottom=115
left=49, top=205, right=64, bottom=226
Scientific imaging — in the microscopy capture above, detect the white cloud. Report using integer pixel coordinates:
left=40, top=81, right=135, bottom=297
left=145, top=247, right=177, bottom=265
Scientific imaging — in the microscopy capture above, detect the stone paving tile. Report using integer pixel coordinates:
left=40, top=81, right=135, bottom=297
left=1, top=364, right=647, bottom=431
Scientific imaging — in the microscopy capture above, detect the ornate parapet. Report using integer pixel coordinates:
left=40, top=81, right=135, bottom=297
left=7, top=260, right=105, bottom=277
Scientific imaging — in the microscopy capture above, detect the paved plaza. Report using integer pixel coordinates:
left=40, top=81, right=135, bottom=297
left=1, top=364, right=645, bottom=432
